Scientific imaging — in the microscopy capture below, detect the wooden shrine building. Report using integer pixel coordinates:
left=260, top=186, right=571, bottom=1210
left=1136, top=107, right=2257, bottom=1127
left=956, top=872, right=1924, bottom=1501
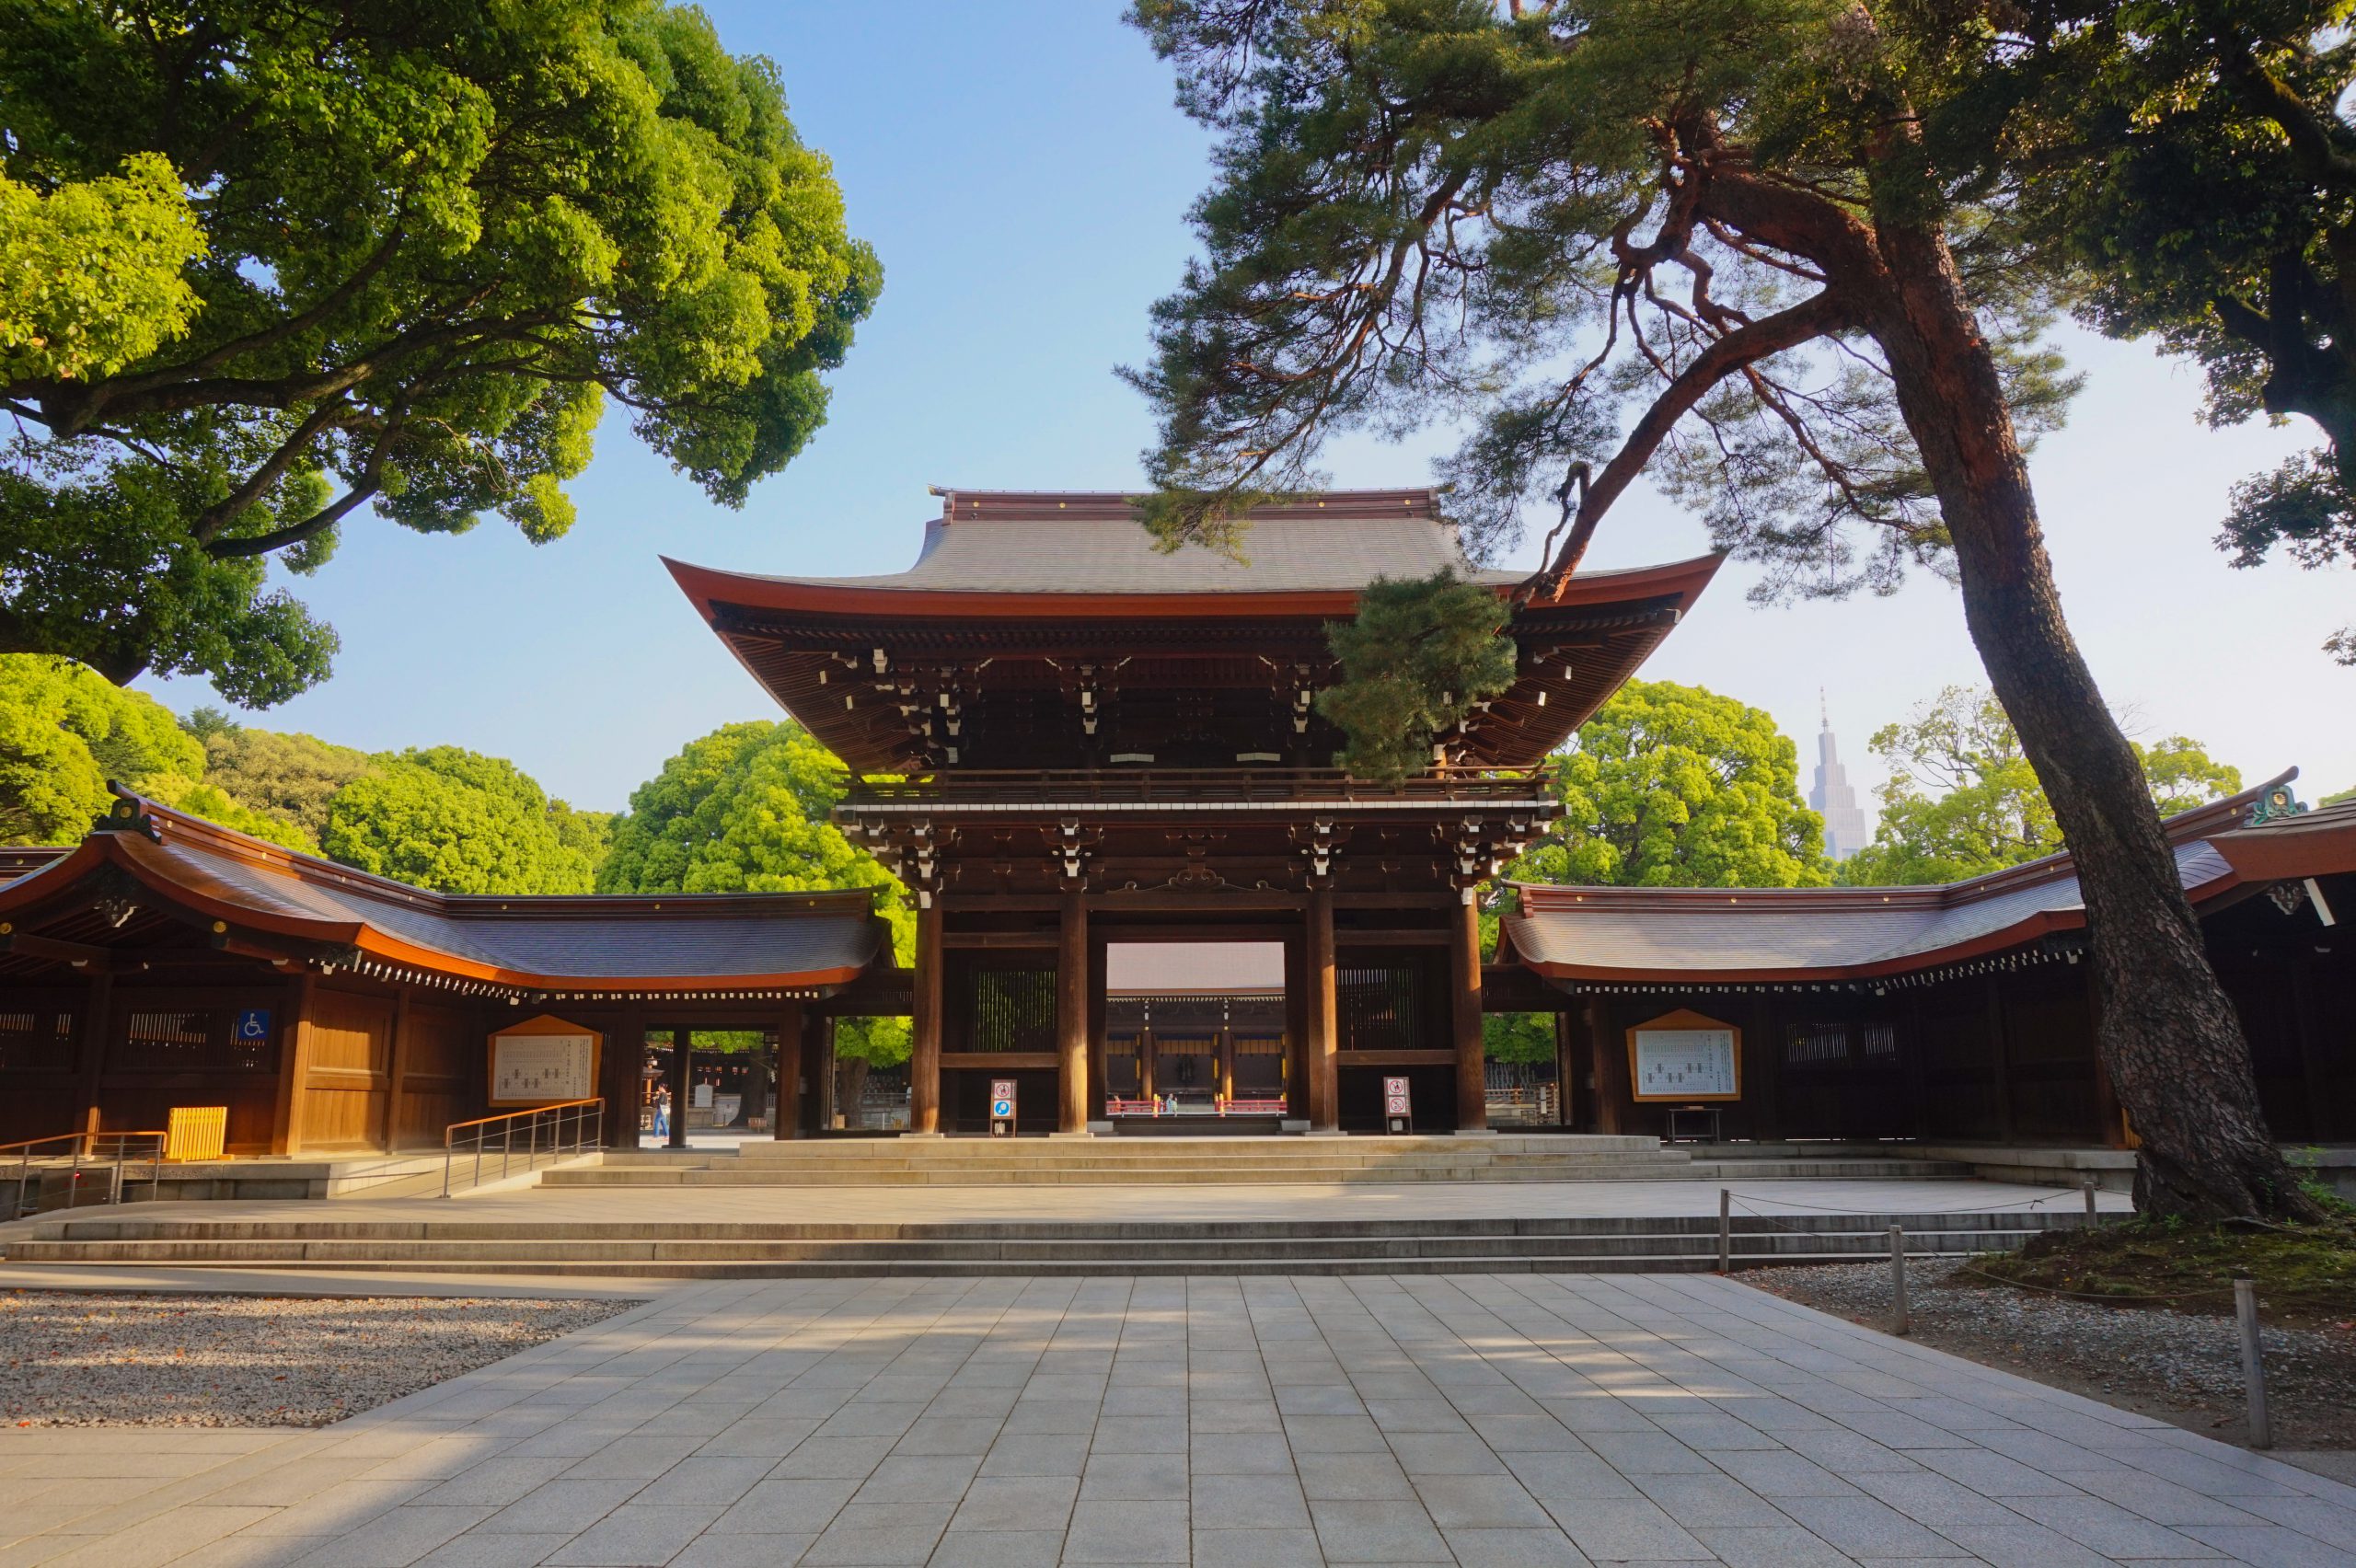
left=0, top=795, right=895, bottom=1154
left=1501, top=780, right=2356, bottom=1147
left=668, top=487, right=1721, bottom=1135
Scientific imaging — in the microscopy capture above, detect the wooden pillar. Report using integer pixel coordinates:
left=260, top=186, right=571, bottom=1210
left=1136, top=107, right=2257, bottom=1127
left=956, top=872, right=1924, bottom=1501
left=909, top=899, right=944, bottom=1135
left=1307, top=886, right=1340, bottom=1133
left=605, top=1006, right=644, bottom=1149
left=1087, top=934, right=1109, bottom=1122
left=76, top=969, right=116, bottom=1151
left=1984, top=976, right=2015, bottom=1142
left=1140, top=1027, right=1157, bottom=1101
left=1056, top=891, right=1090, bottom=1135
left=774, top=998, right=804, bottom=1141
left=1450, top=894, right=1487, bottom=1132
left=1217, top=1029, right=1233, bottom=1102
left=1283, top=935, right=1308, bottom=1119
left=377, top=985, right=416, bottom=1152
left=666, top=1025, right=691, bottom=1149
left=1584, top=997, right=1625, bottom=1135
left=270, top=970, right=318, bottom=1156
left=814, top=1014, right=838, bottom=1131
left=1553, top=1011, right=1576, bottom=1128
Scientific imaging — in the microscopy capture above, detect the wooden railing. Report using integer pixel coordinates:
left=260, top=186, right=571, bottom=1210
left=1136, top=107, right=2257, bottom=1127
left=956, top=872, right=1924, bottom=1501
left=1, top=1130, right=167, bottom=1222
left=443, top=1100, right=603, bottom=1197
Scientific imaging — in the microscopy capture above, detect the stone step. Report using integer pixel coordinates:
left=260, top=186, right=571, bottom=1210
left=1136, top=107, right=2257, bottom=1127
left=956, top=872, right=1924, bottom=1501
left=5, top=1208, right=2079, bottom=1277
left=540, top=1159, right=1973, bottom=1186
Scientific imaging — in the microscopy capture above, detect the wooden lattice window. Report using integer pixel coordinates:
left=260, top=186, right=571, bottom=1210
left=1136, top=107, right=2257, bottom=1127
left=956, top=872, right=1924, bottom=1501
left=1784, top=1019, right=1900, bottom=1070
left=117, top=1009, right=271, bottom=1072
left=969, top=970, right=1056, bottom=1053
left=1338, top=965, right=1425, bottom=1051
left=0, top=1010, right=71, bottom=1073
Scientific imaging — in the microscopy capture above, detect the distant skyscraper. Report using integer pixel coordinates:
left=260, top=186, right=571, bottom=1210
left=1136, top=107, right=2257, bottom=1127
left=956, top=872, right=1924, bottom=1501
left=1810, top=693, right=1870, bottom=861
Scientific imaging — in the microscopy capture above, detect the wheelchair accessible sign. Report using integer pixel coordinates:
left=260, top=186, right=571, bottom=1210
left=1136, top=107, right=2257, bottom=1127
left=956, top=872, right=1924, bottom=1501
left=989, top=1078, right=1017, bottom=1138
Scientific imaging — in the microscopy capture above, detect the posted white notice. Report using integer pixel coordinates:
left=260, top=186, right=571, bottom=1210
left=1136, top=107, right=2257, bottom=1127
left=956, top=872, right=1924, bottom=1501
left=491, top=1033, right=595, bottom=1103
left=1632, top=1027, right=1738, bottom=1099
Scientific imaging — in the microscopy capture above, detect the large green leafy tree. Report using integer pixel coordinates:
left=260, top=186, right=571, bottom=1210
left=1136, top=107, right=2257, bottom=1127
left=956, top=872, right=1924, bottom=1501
left=0, top=1, right=879, bottom=705
left=1514, top=680, right=1829, bottom=889
left=1843, top=686, right=2245, bottom=885
left=601, top=721, right=911, bottom=1064
left=183, top=711, right=376, bottom=837
left=0, top=654, right=306, bottom=845
left=1904, top=2, right=2356, bottom=663
left=1126, top=0, right=2313, bottom=1217
left=322, top=746, right=600, bottom=894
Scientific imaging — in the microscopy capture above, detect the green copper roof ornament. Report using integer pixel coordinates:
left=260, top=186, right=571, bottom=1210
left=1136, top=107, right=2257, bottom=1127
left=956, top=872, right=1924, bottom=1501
left=2247, top=782, right=2310, bottom=826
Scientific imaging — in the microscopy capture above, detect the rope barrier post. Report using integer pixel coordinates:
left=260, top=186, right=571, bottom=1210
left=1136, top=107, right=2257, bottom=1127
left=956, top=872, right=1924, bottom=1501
left=1718, top=1189, right=1731, bottom=1274
left=1888, top=1225, right=1910, bottom=1336
left=2235, top=1277, right=2272, bottom=1449
left=2082, top=1177, right=2098, bottom=1222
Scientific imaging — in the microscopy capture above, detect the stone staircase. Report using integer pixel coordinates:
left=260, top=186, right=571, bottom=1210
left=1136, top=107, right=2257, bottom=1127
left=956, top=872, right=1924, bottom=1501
left=2, top=1209, right=2084, bottom=1278
left=543, top=1135, right=1972, bottom=1189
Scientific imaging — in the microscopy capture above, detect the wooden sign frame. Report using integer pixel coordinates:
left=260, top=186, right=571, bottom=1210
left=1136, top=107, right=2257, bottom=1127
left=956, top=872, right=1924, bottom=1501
left=1625, top=1008, right=1743, bottom=1102
left=488, top=1013, right=604, bottom=1107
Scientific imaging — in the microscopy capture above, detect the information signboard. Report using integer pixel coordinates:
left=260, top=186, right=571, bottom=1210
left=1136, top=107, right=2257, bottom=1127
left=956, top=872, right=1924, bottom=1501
left=1382, top=1074, right=1413, bottom=1134
left=1625, top=1009, right=1742, bottom=1101
left=989, top=1078, right=1018, bottom=1137
left=488, top=1014, right=603, bottom=1107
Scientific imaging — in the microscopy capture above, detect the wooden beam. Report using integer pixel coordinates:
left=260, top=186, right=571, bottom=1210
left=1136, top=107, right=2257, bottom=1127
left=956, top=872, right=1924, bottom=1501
left=0, top=930, right=106, bottom=965
left=1307, top=887, right=1339, bottom=1133
left=1057, top=889, right=1089, bottom=1135
left=1450, top=895, right=1486, bottom=1133
left=271, top=970, right=318, bottom=1156
left=909, top=900, right=944, bottom=1135
left=940, top=1052, right=1057, bottom=1070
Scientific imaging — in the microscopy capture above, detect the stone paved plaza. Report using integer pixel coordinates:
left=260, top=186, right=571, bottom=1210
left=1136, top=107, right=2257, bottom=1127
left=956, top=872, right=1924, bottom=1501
left=2, top=1271, right=2351, bottom=1568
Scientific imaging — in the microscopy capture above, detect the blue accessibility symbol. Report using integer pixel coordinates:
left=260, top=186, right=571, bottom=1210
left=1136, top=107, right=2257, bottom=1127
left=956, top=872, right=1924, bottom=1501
left=234, top=1008, right=272, bottom=1042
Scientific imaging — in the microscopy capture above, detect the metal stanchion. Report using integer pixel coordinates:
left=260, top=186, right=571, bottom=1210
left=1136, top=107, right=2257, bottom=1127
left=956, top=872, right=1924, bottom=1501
left=2082, top=1177, right=2098, bottom=1221
left=1718, top=1189, right=1732, bottom=1274
left=2235, top=1278, right=2272, bottom=1448
left=1888, top=1225, right=1910, bottom=1336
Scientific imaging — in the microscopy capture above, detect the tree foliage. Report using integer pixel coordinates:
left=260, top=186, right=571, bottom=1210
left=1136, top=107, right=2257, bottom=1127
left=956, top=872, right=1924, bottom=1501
left=187, top=715, right=376, bottom=837
left=0, top=654, right=201, bottom=842
left=1842, top=686, right=2244, bottom=885
left=1900, top=1, right=2356, bottom=663
left=599, top=721, right=911, bottom=1063
left=1511, top=679, right=1829, bottom=888
left=1317, top=570, right=1517, bottom=779
left=321, top=745, right=601, bottom=894
left=0, top=1, right=879, bottom=704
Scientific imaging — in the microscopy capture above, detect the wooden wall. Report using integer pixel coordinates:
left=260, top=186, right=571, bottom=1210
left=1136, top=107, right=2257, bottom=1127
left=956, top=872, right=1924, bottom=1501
left=389, top=1000, right=482, bottom=1149
left=294, top=986, right=393, bottom=1152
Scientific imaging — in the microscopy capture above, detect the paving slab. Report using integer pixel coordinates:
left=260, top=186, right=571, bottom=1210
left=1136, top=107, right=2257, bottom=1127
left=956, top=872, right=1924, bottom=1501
left=0, top=1270, right=2347, bottom=1565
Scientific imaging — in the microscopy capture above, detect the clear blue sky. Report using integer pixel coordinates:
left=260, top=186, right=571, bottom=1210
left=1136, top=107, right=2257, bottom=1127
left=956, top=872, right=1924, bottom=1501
left=139, top=3, right=2356, bottom=817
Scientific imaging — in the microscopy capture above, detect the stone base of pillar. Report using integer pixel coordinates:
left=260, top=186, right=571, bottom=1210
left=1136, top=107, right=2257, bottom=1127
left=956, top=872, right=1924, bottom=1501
left=1451, top=1127, right=1499, bottom=1136
left=1087, top=1120, right=1114, bottom=1135
left=899, top=1130, right=945, bottom=1139
left=1047, top=1129, right=1095, bottom=1139
left=1279, top=1120, right=1310, bottom=1134
left=1302, top=1128, right=1348, bottom=1138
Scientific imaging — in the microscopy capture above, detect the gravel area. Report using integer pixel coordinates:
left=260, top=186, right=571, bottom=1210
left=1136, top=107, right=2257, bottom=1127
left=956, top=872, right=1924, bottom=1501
left=1749, top=1256, right=2356, bottom=1453
left=0, top=1292, right=641, bottom=1427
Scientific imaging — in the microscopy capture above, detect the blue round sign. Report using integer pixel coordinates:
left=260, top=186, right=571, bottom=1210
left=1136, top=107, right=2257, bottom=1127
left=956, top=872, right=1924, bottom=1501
left=991, top=1098, right=1014, bottom=1119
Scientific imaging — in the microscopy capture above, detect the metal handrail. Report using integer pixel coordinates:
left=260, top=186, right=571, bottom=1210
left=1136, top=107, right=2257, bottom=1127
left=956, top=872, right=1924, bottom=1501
left=443, top=1099, right=604, bottom=1197
left=2, top=1130, right=168, bottom=1222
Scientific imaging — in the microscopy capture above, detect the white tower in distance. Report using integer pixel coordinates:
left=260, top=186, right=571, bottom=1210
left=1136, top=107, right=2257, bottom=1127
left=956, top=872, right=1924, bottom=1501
left=1809, top=691, right=1870, bottom=861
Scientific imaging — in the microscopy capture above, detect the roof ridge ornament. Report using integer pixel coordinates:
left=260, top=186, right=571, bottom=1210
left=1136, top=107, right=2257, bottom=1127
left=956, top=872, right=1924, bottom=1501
left=91, top=794, right=163, bottom=842
left=2248, top=782, right=2309, bottom=826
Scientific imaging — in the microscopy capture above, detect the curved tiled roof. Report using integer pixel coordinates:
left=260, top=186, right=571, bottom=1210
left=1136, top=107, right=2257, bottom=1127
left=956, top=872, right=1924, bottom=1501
left=0, top=795, right=886, bottom=992
left=1499, top=774, right=2339, bottom=984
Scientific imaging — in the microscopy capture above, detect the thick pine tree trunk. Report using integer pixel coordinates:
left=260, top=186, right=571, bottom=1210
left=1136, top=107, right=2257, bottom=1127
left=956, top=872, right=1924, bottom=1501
left=1868, top=222, right=2318, bottom=1222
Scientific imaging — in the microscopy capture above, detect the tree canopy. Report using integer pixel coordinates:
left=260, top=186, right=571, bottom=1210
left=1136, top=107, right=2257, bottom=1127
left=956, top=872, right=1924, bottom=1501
left=1900, top=1, right=2356, bottom=663
left=0, top=1, right=879, bottom=704
left=1511, top=679, right=1829, bottom=889
left=1842, top=686, right=2244, bottom=885
left=599, top=721, right=911, bottom=1062
left=1125, top=0, right=2314, bottom=1218
left=188, top=714, right=376, bottom=838
left=1317, top=570, right=1516, bottom=778
left=321, top=746, right=604, bottom=894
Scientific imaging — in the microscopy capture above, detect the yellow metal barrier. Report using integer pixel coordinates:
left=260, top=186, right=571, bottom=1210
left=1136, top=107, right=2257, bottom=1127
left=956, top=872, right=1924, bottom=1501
left=164, top=1106, right=227, bottom=1162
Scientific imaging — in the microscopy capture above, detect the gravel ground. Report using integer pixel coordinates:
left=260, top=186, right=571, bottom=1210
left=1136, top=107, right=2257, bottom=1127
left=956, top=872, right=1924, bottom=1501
left=1749, top=1257, right=2356, bottom=1453
left=0, top=1293, right=641, bottom=1427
